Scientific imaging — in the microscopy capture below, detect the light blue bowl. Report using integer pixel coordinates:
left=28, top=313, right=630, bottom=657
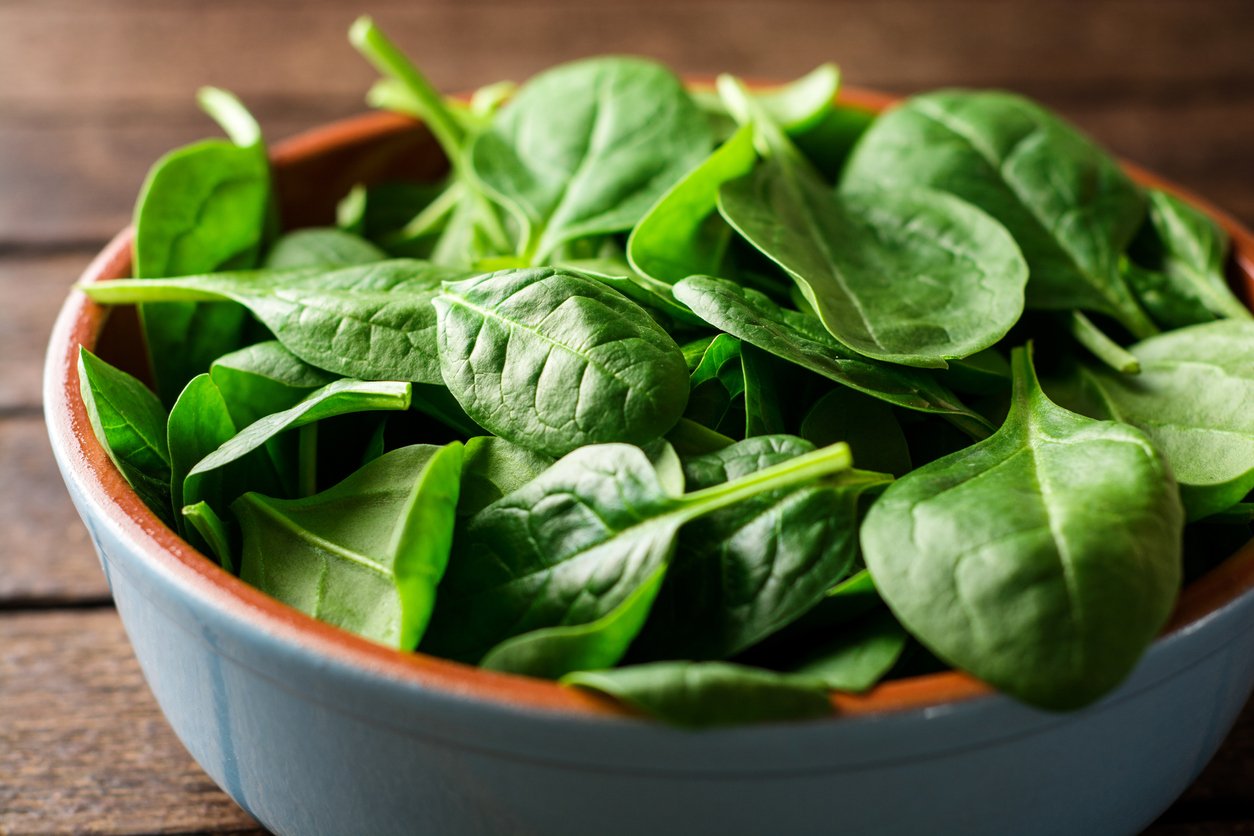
left=46, top=106, right=1254, bottom=836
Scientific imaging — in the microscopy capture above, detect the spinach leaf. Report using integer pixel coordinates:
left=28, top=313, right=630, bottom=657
left=337, top=181, right=448, bottom=243
left=719, top=163, right=1027, bottom=368
left=1131, top=189, right=1250, bottom=324
left=942, top=347, right=1011, bottom=396
left=789, top=608, right=909, bottom=692
left=861, top=347, right=1183, bottom=710
left=167, top=374, right=238, bottom=530
left=1123, top=259, right=1217, bottom=332
left=563, top=661, right=832, bottom=727
left=263, top=228, right=386, bottom=269
left=665, top=417, right=737, bottom=457
left=672, top=275, right=993, bottom=437
left=635, top=436, right=890, bottom=660
left=82, top=260, right=471, bottom=384
left=470, top=56, right=712, bottom=263
left=479, top=566, right=668, bottom=679
left=800, top=387, right=912, bottom=476
left=422, top=441, right=852, bottom=663
left=77, top=349, right=174, bottom=526
left=188, top=379, right=412, bottom=485
left=210, top=341, right=340, bottom=428
left=233, top=443, right=463, bottom=649
left=842, top=90, right=1156, bottom=339
left=1075, top=320, right=1254, bottom=519
left=627, top=126, right=758, bottom=284
left=134, top=87, right=272, bottom=404
left=433, top=268, right=690, bottom=456
left=457, top=435, right=554, bottom=517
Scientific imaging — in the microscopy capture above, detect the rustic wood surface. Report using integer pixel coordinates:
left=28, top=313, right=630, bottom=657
left=2, top=1, right=1252, bottom=833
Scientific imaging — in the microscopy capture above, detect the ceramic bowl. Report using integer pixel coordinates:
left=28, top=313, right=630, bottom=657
left=45, top=88, right=1254, bottom=836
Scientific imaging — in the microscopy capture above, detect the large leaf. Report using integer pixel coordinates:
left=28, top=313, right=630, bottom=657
left=789, top=608, right=909, bottom=693
left=83, top=260, right=471, bottom=384
left=433, top=268, right=690, bottom=456
left=422, top=441, right=853, bottom=663
left=188, top=379, right=412, bottom=484
left=1129, top=189, right=1250, bottom=325
left=134, top=88, right=271, bottom=404
left=1075, top=320, right=1254, bottom=519
left=842, top=90, right=1156, bottom=338
left=209, top=341, right=340, bottom=428
left=672, top=275, right=993, bottom=437
left=456, top=435, right=554, bottom=517
left=263, top=228, right=387, bottom=269
left=77, top=349, right=173, bottom=526
left=635, top=436, right=889, bottom=660
left=233, top=443, right=463, bottom=649
left=627, top=125, right=758, bottom=283
left=471, top=56, right=711, bottom=263
left=720, top=163, right=1027, bottom=367
left=563, top=662, right=832, bottom=727
left=860, top=347, right=1183, bottom=710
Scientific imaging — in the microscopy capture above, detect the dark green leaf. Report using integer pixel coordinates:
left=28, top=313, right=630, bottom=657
left=263, top=228, right=387, bottom=269
left=563, top=662, right=832, bottom=727
left=83, top=260, right=472, bottom=384
left=672, top=275, right=993, bottom=437
left=433, top=268, right=690, bottom=456
left=842, top=90, right=1156, bottom=338
left=861, top=347, right=1183, bottom=710
left=77, top=349, right=173, bottom=526
left=800, top=387, right=912, bottom=476
left=457, top=435, right=554, bottom=517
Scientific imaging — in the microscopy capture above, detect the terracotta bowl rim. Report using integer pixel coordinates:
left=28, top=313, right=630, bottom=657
left=44, top=84, right=1254, bottom=725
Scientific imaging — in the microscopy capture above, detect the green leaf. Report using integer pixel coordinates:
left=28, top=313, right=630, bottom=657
left=210, top=341, right=340, bottom=428
left=562, top=662, right=832, bottom=727
left=480, top=566, right=668, bottom=679
left=423, top=441, right=852, bottom=663
left=636, top=436, right=889, bottom=659
left=861, top=347, right=1183, bottom=710
left=133, top=87, right=271, bottom=404
left=789, top=608, right=909, bottom=693
left=627, top=126, right=758, bottom=283
left=800, top=387, right=912, bottom=476
left=1131, top=189, right=1250, bottom=324
left=189, top=379, right=413, bottom=484
left=233, top=443, right=463, bottom=649
left=77, top=349, right=174, bottom=526
left=1075, top=320, right=1254, bottom=519
left=695, top=64, right=842, bottom=140
left=470, top=56, right=712, bottom=263
left=182, top=501, right=236, bottom=573
left=263, top=228, right=387, bottom=269
left=842, top=90, right=1156, bottom=339
left=83, top=260, right=472, bottom=384
left=456, top=435, right=554, bottom=518
left=672, top=275, right=993, bottom=437
left=719, top=164, right=1028, bottom=367
left=167, top=374, right=237, bottom=531
left=433, top=268, right=691, bottom=456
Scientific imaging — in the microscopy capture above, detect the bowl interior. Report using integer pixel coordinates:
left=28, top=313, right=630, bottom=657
left=52, top=87, right=1254, bottom=721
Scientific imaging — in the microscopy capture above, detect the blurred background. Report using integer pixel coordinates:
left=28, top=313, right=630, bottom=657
left=2, top=1, right=1252, bottom=833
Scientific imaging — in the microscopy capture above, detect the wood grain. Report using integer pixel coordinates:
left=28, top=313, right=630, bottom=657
left=0, top=417, right=111, bottom=605
left=0, top=609, right=264, bottom=835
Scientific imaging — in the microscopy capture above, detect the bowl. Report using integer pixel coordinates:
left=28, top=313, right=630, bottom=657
left=45, top=88, right=1254, bottom=836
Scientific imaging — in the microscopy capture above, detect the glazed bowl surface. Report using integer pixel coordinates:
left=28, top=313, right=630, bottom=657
left=45, top=88, right=1254, bottom=836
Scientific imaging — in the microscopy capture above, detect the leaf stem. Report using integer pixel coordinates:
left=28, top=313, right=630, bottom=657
left=196, top=87, right=262, bottom=149
left=1068, top=310, right=1140, bottom=374
left=678, top=442, right=852, bottom=518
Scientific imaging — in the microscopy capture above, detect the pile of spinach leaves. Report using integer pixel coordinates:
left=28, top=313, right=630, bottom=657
left=77, top=17, right=1253, bottom=727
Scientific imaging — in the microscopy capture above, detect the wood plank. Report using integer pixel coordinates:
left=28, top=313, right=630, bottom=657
left=0, top=252, right=94, bottom=410
left=0, top=417, right=110, bottom=604
left=2, top=0, right=1252, bottom=117
left=0, top=609, right=263, bottom=835
left=3, top=93, right=1252, bottom=247
left=0, top=607, right=1250, bottom=834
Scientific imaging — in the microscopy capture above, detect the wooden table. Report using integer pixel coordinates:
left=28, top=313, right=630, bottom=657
left=2, top=2, right=1252, bottom=833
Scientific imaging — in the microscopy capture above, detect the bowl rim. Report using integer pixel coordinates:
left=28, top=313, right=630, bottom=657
left=44, top=85, right=1254, bottom=724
